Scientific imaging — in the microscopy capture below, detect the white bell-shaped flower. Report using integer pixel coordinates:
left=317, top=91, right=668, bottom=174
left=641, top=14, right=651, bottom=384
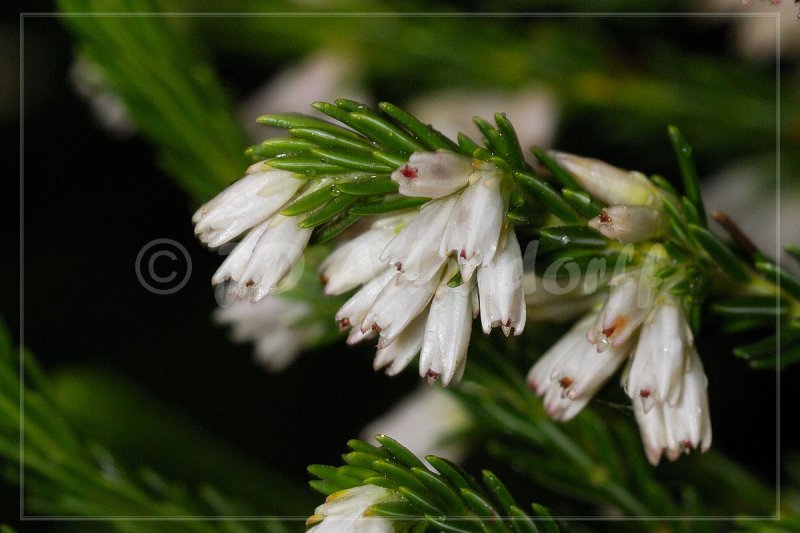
left=477, top=227, right=526, bottom=336
left=391, top=150, right=473, bottom=199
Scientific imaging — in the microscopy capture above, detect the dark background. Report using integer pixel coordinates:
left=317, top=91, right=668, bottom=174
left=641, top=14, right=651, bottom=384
left=4, top=1, right=798, bottom=524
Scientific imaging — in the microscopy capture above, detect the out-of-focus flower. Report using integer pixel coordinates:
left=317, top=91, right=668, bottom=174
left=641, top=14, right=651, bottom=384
left=705, top=0, right=800, bottom=60
left=361, top=387, right=470, bottom=464
left=70, top=57, right=135, bottom=137
left=238, top=49, right=367, bottom=140
left=306, top=484, right=397, bottom=533
left=214, top=297, right=324, bottom=372
left=409, top=87, right=559, bottom=158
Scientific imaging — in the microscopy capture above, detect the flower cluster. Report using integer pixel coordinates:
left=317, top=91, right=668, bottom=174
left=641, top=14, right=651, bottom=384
left=195, top=150, right=525, bottom=386
left=324, top=152, right=525, bottom=385
left=527, top=153, right=712, bottom=465
left=193, top=137, right=714, bottom=464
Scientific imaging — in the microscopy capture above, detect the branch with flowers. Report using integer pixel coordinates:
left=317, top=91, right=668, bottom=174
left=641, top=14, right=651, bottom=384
left=14, top=2, right=800, bottom=530
left=194, top=99, right=799, bottom=469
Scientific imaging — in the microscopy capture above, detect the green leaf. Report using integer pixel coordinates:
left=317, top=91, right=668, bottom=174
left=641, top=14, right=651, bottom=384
left=373, top=150, right=409, bottom=168
left=379, top=102, right=460, bottom=152
left=307, top=464, right=362, bottom=491
left=561, top=188, right=603, bottom=218
left=688, top=224, right=750, bottom=282
left=537, top=226, right=608, bottom=253
left=349, top=112, right=426, bottom=154
left=410, top=467, right=467, bottom=513
left=335, top=176, right=399, bottom=196
left=289, top=127, right=375, bottom=153
left=530, top=503, right=559, bottom=533
left=309, top=479, right=340, bottom=496
left=755, top=261, right=800, bottom=300
left=473, top=116, right=508, bottom=159
left=267, top=155, right=345, bottom=175
left=349, top=195, right=429, bottom=215
left=513, top=171, right=583, bottom=224
left=668, top=125, right=707, bottom=226
left=711, top=295, right=789, bottom=317
left=299, top=194, right=359, bottom=228
left=246, top=137, right=313, bottom=160
left=376, top=435, right=426, bottom=470
left=369, top=500, right=418, bottom=519
left=530, top=147, right=579, bottom=190
left=508, top=506, right=539, bottom=533
left=347, top=439, right=390, bottom=458
left=482, top=470, right=515, bottom=514
left=733, top=326, right=800, bottom=368
left=457, top=132, right=480, bottom=155
left=494, top=113, right=527, bottom=171
left=425, top=516, right=482, bottom=533
left=312, top=212, right=363, bottom=244
left=343, top=451, right=382, bottom=468
left=460, top=488, right=498, bottom=520
left=426, top=456, right=485, bottom=498
left=280, top=184, right=335, bottom=216
left=312, top=147, right=394, bottom=172
left=371, top=460, right=427, bottom=492
left=397, top=486, right=444, bottom=515
left=650, top=174, right=679, bottom=196
left=258, top=112, right=362, bottom=139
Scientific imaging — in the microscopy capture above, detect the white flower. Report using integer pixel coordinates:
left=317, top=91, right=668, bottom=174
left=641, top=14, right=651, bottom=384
left=306, top=484, right=396, bottom=533
left=320, top=215, right=408, bottom=295
left=624, top=296, right=693, bottom=412
left=478, top=227, right=526, bottom=336
left=528, top=314, right=631, bottom=421
left=361, top=387, right=469, bottom=465
left=335, top=268, right=397, bottom=331
left=391, top=150, right=474, bottom=198
left=549, top=151, right=660, bottom=209
left=193, top=163, right=305, bottom=248
left=418, top=267, right=475, bottom=386
left=632, top=349, right=712, bottom=465
left=440, top=161, right=506, bottom=281
left=379, top=197, right=458, bottom=284
left=587, top=272, right=658, bottom=352
left=213, top=297, right=322, bottom=372
left=373, top=313, right=426, bottom=376
left=588, top=205, right=666, bottom=244
left=361, top=272, right=440, bottom=349
left=230, top=214, right=312, bottom=302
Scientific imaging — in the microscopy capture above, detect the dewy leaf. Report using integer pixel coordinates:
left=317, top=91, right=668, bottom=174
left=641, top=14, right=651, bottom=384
left=513, top=171, right=583, bottom=224
left=668, top=125, right=707, bottom=227
left=494, top=112, right=527, bottom=171
left=538, top=226, right=609, bottom=253
left=335, top=176, right=399, bottom=196
left=258, top=112, right=363, bottom=139
left=348, top=112, right=426, bottom=154
left=561, top=188, right=603, bottom=218
left=281, top=185, right=335, bottom=216
left=246, top=137, right=313, bottom=160
left=458, top=132, right=480, bottom=155
left=289, top=127, right=375, bottom=153
left=375, top=435, right=426, bottom=470
left=299, top=194, right=358, bottom=228
left=379, top=102, right=460, bottom=152
left=267, top=155, right=345, bottom=175
left=473, top=116, right=508, bottom=159
left=312, top=147, right=394, bottom=172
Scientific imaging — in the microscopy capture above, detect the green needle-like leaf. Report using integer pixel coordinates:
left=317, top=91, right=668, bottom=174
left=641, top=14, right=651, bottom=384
left=379, top=102, right=460, bottom=152
left=280, top=184, right=335, bottom=216
left=755, top=261, right=800, bottom=300
left=494, top=112, right=527, bottom=171
left=458, top=132, right=480, bottom=155
left=299, top=194, right=359, bottom=228
left=668, top=125, right=707, bottom=226
left=711, top=295, right=789, bottom=316
left=537, top=226, right=609, bottom=253
left=561, top=188, right=603, bottom=218
left=375, top=435, right=426, bottom=470
left=530, top=147, right=580, bottom=190
left=258, top=112, right=362, bottom=139
left=513, top=171, right=583, bottom=224
left=313, top=212, right=363, bottom=244
left=312, top=147, right=394, bottom=172
left=335, top=177, right=399, bottom=196
left=349, top=195, right=429, bottom=215
left=289, top=127, right=375, bottom=152
left=688, top=224, right=750, bottom=282
left=474, top=116, right=508, bottom=159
